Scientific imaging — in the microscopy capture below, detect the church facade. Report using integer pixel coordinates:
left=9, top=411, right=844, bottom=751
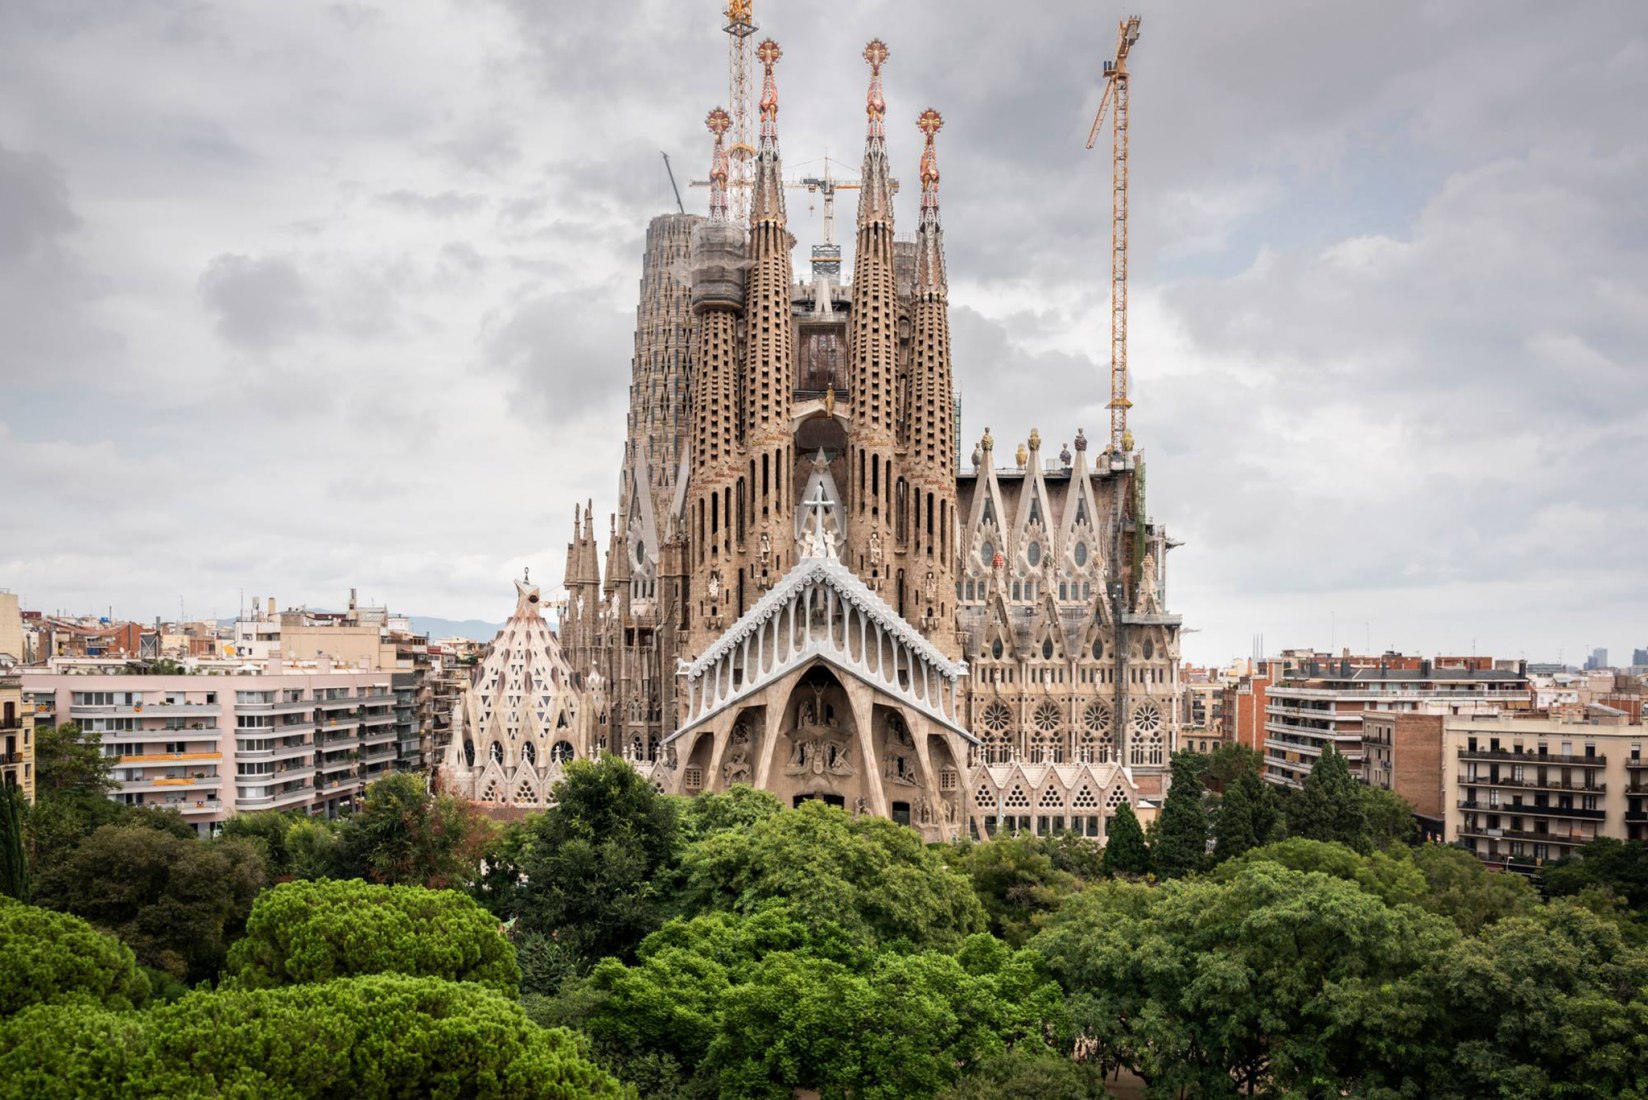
left=445, top=36, right=1184, bottom=843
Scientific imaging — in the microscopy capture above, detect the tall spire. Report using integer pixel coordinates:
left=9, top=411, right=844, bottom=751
left=751, top=39, right=786, bottom=225
left=706, top=107, right=731, bottom=222
left=856, top=39, right=893, bottom=227
left=915, top=107, right=946, bottom=298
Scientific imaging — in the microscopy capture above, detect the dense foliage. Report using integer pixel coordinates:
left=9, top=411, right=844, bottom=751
left=0, top=898, right=150, bottom=1015
left=9, top=735, right=1648, bottom=1098
left=0, top=975, right=626, bottom=1099
left=225, top=879, right=519, bottom=994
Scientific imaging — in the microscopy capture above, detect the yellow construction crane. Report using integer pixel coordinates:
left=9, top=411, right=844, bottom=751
left=1086, top=15, right=1141, bottom=455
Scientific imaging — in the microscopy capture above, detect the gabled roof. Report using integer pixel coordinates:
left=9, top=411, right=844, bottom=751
left=682, top=552, right=966, bottom=681
left=674, top=531, right=972, bottom=741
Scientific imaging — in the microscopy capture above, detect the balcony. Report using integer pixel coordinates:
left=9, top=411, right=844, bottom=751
left=314, top=697, right=359, bottom=712
left=1458, top=800, right=1606, bottom=821
left=116, top=775, right=222, bottom=794
left=177, top=800, right=224, bottom=816
left=235, top=697, right=315, bottom=715
left=361, top=728, right=397, bottom=748
left=234, top=741, right=312, bottom=763
left=1626, top=809, right=1648, bottom=823
left=358, top=711, right=395, bottom=727
left=0, top=751, right=23, bottom=765
left=1457, top=747, right=1605, bottom=767
left=1265, top=719, right=1362, bottom=741
left=115, top=751, right=223, bottom=766
left=1457, top=774, right=1606, bottom=795
left=73, top=702, right=222, bottom=719
left=1460, top=825, right=1590, bottom=845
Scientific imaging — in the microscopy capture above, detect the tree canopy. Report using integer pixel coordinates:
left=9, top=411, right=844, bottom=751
left=225, top=879, right=519, bottom=994
left=32, top=824, right=265, bottom=982
left=0, top=975, right=627, bottom=1100
left=677, top=798, right=985, bottom=950
left=0, top=898, right=150, bottom=1016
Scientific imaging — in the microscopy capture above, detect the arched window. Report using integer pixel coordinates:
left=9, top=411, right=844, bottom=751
left=521, top=741, right=537, bottom=766
left=489, top=741, right=504, bottom=764
left=550, top=741, right=575, bottom=764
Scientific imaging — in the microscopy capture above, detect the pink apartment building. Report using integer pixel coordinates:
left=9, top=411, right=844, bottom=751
left=24, top=663, right=397, bottom=834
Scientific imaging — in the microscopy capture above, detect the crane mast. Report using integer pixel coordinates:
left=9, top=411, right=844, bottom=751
left=723, top=1, right=758, bottom=225
left=1087, top=15, right=1141, bottom=455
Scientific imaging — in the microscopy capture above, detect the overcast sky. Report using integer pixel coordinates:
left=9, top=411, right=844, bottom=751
left=1, top=1, right=1643, bottom=667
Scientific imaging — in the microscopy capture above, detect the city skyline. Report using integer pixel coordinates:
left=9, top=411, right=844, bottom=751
left=2, top=0, right=1643, bottom=665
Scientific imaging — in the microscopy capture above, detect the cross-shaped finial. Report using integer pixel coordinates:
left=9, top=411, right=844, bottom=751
left=863, top=38, right=888, bottom=72
left=757, top=38, right=782, bottom=69
left=917, top=107, right=943, bottom=138
left=706, top=107, right=730, bottom=137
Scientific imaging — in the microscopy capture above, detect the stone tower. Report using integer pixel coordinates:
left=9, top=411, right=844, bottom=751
left=741, top=39, right=796, bottom=594
left=907, top=108, right=959, bottom=657
left=688, top=107, right=749, bottom=649
left=626, top=212, right=702, bottom=522
left=845, top=40, right=900, bottom=597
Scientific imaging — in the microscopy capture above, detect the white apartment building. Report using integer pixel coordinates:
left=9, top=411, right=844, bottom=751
left=24, top=662, right=397, bottom=834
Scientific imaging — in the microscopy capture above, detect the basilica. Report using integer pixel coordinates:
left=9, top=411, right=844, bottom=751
left=441, top=36, right=1184, bottom=843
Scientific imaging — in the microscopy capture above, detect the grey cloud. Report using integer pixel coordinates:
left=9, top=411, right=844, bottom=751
left=198, top=253, right=316, bottom=349
left=374, top=189, right=487, bottom=217
left=482, top=289, right=630, bottom=427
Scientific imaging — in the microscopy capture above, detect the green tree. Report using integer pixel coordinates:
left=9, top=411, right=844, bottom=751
left=513, top=754, right=681, bottom=962
left=0, top=898, right=150, bottom=1015
left=678, top=798, right=984, bottom=950
left=1427, top=901, right=1648, bottom=1098
left=224, top=879, right=519, bottom=994
left=1203, top=742, right=1266, bottom=791
left=586, top=906, right=1063, bottom=1099
left=1409, top=842, right=1538, bottom=935
left=0, top=975, right=628, bottom=1099
left=1211, top=767, right=1277, bottom=863
left=284, top=816, right=345, bottom=880
left=0, top=786, right=28, bottom=901
left=32, top=824, right=265, bottom=982
left=1033, top=862, right=1458, bottom=1097
left=1361, top=784, right=1419, bottom=849
left=216, top=809, right=306, bottom=880
left=938, top=1048, right=1111, bottom=1100
left=32, top=723, right=115, bottom=802
left=1543, top=837, right=1648, bottom=915
left=1151, top=751, right=1209, bottom=879
left=676, top=784, right=783, bottom=843
left=706, top=936, right=1066, bottom=1099
left=1220, top=837, right=1428, bottom=909
left=950, top=835, right=1078, bottom=946
left=1286, top=743, right=1368, bottom=850
left=1101, top=801, right=1150, bottom=877
left=334, top=772, right=494, bottom=889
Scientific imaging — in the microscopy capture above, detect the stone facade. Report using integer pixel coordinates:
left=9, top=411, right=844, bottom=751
left=496, top=38, right=1185, bottom=840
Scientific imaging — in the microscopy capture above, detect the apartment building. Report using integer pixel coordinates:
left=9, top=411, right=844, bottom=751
left=0, top=593, right=33, bottom=801
left=1444, top=712, right=1647, bottom=866
left=24, top=663, right=395, bottom=834
left=1264, top=659, right=1529, bottom=787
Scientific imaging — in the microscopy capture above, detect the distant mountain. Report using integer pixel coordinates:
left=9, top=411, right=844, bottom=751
left=410, top=617, right=505, bottom=643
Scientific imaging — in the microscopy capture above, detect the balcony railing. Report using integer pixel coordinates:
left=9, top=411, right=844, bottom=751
left=1461, top=825, right=1591, bottom=845
left=1457, top=774, right=1606, bottom=794
left=1458, top=799, right=1606, bottom=821
left=1457, top=748, right=1605, bottom=766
